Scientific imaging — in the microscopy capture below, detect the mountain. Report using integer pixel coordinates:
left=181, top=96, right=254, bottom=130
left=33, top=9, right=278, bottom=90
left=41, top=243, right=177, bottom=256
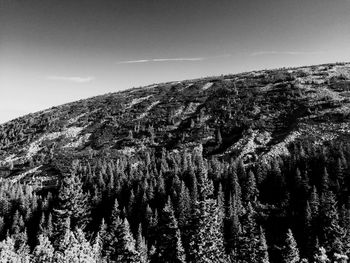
left=1, top=62, right=350, bottom=262
left=1, top=62, right=350, bottom=186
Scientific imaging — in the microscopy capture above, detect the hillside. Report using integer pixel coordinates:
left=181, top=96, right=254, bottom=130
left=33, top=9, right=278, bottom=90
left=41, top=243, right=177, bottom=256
left=1, top=62, right=350, bottom=186
left=0, top=63, right=350, bottom=263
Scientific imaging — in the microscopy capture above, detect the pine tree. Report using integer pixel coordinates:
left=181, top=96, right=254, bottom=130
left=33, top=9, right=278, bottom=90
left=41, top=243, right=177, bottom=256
left=256, top=226, right=270, bottom=263
left=52, top=172, right=90, bottom=248
left=0, top=216, right=4, bottom=237
left=313, top=247, right=330, bottom=263
left=32, top=234, right=55, bottom=263
left=282, top=229, right=300, bottom=263
left=188, top=152, right=226, bottom=263
left=106, top=199, right=123, bottom=260
left=319, top=191, right=345, bottom=255
left=74, top=228, right=96, bottom=263
left=224, top=193, right=241, bottom=256
left=152, top=198, right=186, bottom=263
left=309, top=186, right=320, bottom=219
left=115, top=218, right=141, bottom=263
left=0, top=236, right=24, bottom=263
left=56, top=217, right=71, bottom=252
left=177, top=181, right=191, bottom=230
left=97, top=218, right=107, bottom=258
left=237, top=202, right=259, bottom=263
left=243, top=170, right=259, bottom=202
left=136, top=224, right=148, bottom=263
left=38, top=212, right=47, bottom=237
left=53, top=223, right=97, bottom=262
left=15, top=228, right=30, bottom=261
left=303, top=201, right=314, bottom=259
left=92, top=232, right=103, bottom=263
left=320, top=167, right=329, bottom=193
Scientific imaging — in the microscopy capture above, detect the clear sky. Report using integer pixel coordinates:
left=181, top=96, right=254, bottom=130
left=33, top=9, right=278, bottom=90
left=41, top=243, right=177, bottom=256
left=1, top=0, right=350, bottom=124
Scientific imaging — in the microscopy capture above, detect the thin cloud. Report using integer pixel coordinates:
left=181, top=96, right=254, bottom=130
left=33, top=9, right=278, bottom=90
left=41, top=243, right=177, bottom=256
left=117, top=57, right=205, bottom=64
left=117, top=54, right=233, bottom=64
left=46, top=75, right=95, bottom=83
left=250, top=51, right=324, bottom=56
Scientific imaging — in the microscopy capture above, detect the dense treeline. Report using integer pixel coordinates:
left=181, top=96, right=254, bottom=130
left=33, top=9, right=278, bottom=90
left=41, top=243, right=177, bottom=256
left=0, top=140, right=349, bottom=262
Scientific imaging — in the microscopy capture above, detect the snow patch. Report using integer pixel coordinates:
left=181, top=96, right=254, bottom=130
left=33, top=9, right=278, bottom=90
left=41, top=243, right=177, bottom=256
left=173, top=106, right=185, bottom=117
left=261, top=131, right=301, bottom=164
left=125, top=95, right=152, bottom=109
left=136, top=101, right=160, bottom=119
left=67, top=113, right=86, bottom=124
left=202, top=82, right=213, bottom=91
left=26, top=126, right=86, bottom=158
left=118, top=147, right=136, bottom=156
left=145, top=84, right=158, bottom=89
left=2, top=154, right=20, bottom=164
left=63, top=133, right=91, bottom=148
left=184, top=102, right=201, bottom=116
left=11, top=166, right=42, bottom=183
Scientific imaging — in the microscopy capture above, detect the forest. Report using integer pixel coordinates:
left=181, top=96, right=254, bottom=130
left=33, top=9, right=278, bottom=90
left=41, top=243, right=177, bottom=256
left=0, top=138, right=349, bottom=263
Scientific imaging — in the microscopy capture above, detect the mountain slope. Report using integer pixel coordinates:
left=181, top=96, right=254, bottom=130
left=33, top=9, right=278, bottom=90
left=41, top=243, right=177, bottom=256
left=1, top=62, right=350, bottom=187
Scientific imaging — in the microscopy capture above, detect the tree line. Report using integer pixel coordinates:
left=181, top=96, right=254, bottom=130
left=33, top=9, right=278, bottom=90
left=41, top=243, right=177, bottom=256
left=0, top=140, right=349, bottom=262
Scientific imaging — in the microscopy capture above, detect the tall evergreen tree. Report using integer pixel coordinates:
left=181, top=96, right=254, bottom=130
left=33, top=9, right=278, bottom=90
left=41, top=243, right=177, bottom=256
left=52, top=172, right=90, bottom=248
left=313, top=247, right=330, bottom=263
left=282, top=229, right=300, bottom=263
left=188, top=151, right=226, bottom=263
left=256, top=226, right=270, bottom=263
left=319, top=191, right=344, bottom=256
left=136, top=224, right=148, bottom=263
left=32, top=234, right=55, bottom=263
left=152, top=198, right=186, bottom=263
left=0, top=236, right=26, bottom=263
left=243, top=170, right=259, bottom=202
left=224, top=193, right=241, bottom=257
left=106, top=199, right=123, bottom=260
left=115, top=218, right=141, bottom=263
left=237, top=202, right=259, bottom=263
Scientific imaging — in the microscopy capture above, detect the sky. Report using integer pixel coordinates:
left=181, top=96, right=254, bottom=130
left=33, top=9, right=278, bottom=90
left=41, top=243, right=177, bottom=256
left=1, top=0, right=350, bottom=124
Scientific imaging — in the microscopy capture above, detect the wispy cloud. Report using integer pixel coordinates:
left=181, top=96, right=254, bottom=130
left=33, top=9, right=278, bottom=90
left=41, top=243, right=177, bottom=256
left=46, top=75, right=95, bottom=83
left=250, top=51, right=324, bottom=56
left=117, top=57, right=206, bottom=64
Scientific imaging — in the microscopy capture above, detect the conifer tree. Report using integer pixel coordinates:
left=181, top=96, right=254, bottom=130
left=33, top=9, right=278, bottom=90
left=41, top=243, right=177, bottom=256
left=15, top=228, right=30, bottom=260
left=52, top=172, right=90, bottom=248
left=282, top=229, right=300, bottom=263
left=38, top=212, right=47, bottom=237
left=313, top=247, right=330, bottom=263
left=188, top=151, right=226, bottom=263
left=74, top=228, right=96, bottom=263
left=105, top=199, right=123, bottom=259
left=303, top=201, right=314, bottom=259
left=309, top=186, right=320, bottom=219
left=115, top=218, right=141, bottom=263
left=257, top=227, right=270, bottom=263
left=237, top=202, right=259, bottom=263
left=0, top=236, right=24, bottom=263
left=0, top=216, right=4, bottom=237
left=92, top=232, right=103, bottom=263
left=244, top=170, right=259, bottom=202
left=319, top=191, right=345, bottom=256
left=97, top=218, right=107, bottom=256
left=320, top=167, right=329, bottom=193
left=177, top=181, right=191, bottom=230
left=152, top=198, right=186, bottom=263
left=136, top=224, right=148, bottom=263
left=224, top=193, right=241, bottom=256
left=54, top=227, right=96, bottom=263
left=32, top=234, right=55, bottom=263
